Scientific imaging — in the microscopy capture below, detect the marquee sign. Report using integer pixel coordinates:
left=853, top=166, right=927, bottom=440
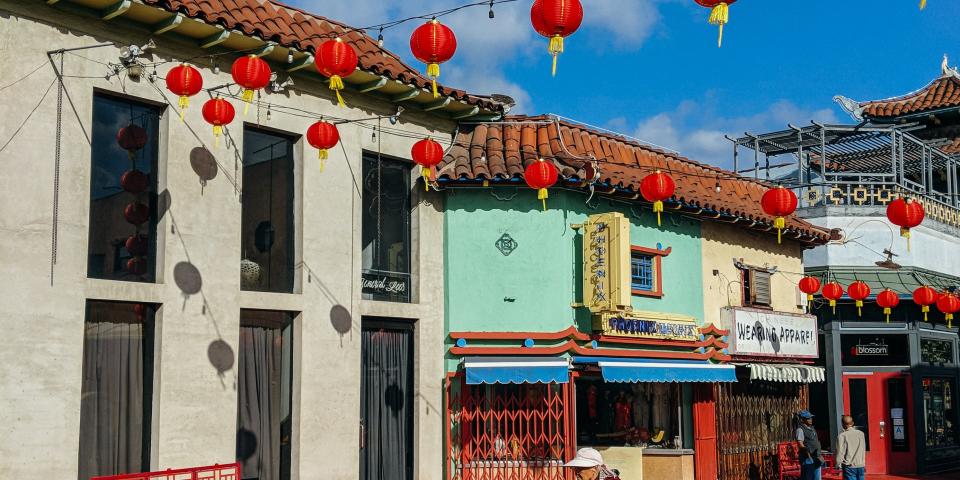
left=593, top=311, right=700, bottom=341
left=721, top=307, right=818, bottom=358
left=580, top=212, right=631, bottom=313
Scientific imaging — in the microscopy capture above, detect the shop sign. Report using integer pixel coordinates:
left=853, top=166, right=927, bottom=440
left=593, top=311, right=699, bottom=341
left=580, top=212, right=630, bottom=313
left=722, top=308, right=818, bottom=358
left=850, top=342, right=888, bottom=356
left=839, top=335, right=910, bottom=367
left=360, top=270, right=409, bottom=299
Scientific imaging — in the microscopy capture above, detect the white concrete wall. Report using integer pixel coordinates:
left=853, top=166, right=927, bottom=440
left=801, top=209, right=960, bottom=276
left=0, top=3, right=449, bottom=479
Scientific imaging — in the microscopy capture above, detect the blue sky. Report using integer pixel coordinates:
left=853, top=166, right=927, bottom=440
left=288, top=0, right=960, bottom=168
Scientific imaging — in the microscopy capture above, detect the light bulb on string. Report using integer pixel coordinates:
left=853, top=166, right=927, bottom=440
left=715, top=180, right=721, bottom=193
left=377, top=28, right=384, bottom=47
left=488, top=0, right=495, bottom=18
left=287, top=51, right=294, bottom=64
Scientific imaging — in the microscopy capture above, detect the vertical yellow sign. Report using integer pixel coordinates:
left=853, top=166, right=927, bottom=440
left=582, top=212, right=631, bottom=313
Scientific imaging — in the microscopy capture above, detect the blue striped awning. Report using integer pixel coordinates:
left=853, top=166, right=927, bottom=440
left=573, top=357, right=736, bottom=383
left=463, top=357, right=570, bottom=385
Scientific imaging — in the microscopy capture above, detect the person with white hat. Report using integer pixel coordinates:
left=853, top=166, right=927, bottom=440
left=564, top=447, right=621, bottom=480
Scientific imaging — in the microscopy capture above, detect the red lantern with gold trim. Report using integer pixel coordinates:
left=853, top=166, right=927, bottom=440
left=231, top=54, right=271, bottom=114
left=937, top=292, right=960, bottom=328
left=124, top=202, right=149, bottom=225
left=165, top=63, right=203, bottom=120
left=202, top=97, right=235, bottom=147
left=120, top=169, right=149, bottom=194
left=411, top=138, right=445, bottom=192
left=695, top=0, right=737, bottom=47
left=125, top=234, right=148, bottom=256
left=316, top=38, right=358, bottom=108
left=876, top=289, right=900, bottom=323
left=410, top=19, right=457, bottom=98
left=886, top=197, right=924, bottom=251
left=913, top=285, right=938, bottom=322
left=639, top=170, right=675, bottom=227
left=524, top=158, right=559, bottom=211
left=761, top=186, right=798, bottom=244
left=531, top=0, right=583, bottom=76
left=117, top=124, right=148, bottom=160
left=847, top=280, right=871, bottom=317
left=306, top=121, right=340, bottom=171
left=822, top=281, right=844, bottom=314
left=798, top=276, right=821, bottom=301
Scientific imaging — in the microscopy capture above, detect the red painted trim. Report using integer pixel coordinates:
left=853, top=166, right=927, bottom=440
left=91, top=463, right=241, bottom=480
left=700, top=323, right=730, bottom=336
left=449, top=325, right=588, bottom=341
left=450, top=341, right=718, bottom=360
left=631, top=245, right=672, bottom=256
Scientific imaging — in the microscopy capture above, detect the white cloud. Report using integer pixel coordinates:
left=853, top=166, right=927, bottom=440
left=629, top=99, right=841, bottom=169
left=582, top=0, right=662, bottom=47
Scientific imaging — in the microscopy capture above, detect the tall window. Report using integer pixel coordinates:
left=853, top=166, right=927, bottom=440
left=631, top=254, right=654, bottom=291
left=923, top=377, right=957, bottom=448
left=241, top=128, right=296, bottom=293
left=78, top=300, right=155, bottom=479
left=630, top=245, right=668, bottom=297
left=361, top=153, right=412, bottom=303
left=237, top=310, right=295, bottom=480
left=87, top=94, right=161, bottom=282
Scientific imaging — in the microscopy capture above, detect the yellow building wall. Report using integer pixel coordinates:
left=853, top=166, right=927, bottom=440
left=700, top=221, right=806, bottom=326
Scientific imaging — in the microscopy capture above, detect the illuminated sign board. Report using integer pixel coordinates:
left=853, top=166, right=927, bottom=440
left=581, top=212, right=630, bottom=313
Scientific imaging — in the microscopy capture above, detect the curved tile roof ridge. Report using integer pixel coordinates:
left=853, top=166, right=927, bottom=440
left=140, top=0, right=502, bottom=111
left=859, top=74, right=960, bottom=118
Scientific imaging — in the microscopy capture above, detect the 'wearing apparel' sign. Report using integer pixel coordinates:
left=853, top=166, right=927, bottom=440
left=721, top=307, right=819, bottom=358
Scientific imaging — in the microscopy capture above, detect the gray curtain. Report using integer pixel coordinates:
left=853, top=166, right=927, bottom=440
left=237, top=326, right=281, bottom=480
left=78, top=319, right=144, bottom=480
left=361, top=328, right=412, bottom=480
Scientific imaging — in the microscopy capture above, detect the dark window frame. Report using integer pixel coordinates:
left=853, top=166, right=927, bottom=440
left=740, top=266, right=773, bottom=308
left=361, top=152, right=413, bottom=303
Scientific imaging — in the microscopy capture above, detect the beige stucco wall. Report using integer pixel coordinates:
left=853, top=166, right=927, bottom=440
left=700, top=221, right=806, bottom=326
left=0, top=2, right=449, bottom=479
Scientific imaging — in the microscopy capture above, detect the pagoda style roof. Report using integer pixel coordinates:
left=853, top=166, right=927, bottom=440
left=858, top=73, right=960, bottom=119
left=438, top=115, right=831, bottom=245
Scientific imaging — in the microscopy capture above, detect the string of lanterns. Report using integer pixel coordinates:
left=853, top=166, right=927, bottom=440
left=116, top=123, right=150, bottom=277
left=798, top=276, right=960, bottom=327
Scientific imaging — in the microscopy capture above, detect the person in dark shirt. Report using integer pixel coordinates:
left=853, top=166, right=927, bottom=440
left=795, top=410, right=823, bottom=480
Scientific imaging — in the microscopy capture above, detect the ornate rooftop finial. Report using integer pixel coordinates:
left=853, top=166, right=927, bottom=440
left=833, top=95, right=864, bottom=121
left=942, top=54, right=950, bottom=75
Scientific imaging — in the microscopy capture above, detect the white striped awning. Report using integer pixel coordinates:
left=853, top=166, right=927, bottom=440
left=744, top=364, right=825, bottom=383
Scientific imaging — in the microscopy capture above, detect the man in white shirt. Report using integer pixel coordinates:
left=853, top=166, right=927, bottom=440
left=835, top=415, right=866, bottom=480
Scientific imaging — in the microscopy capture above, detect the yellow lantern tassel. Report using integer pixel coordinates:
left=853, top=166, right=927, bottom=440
left=538, top=187, right=549, bottom=211
left=830, top=299, right=836, bottom=315
left=653, top=200, right=664, bottom=226
left=427, top=63, right=440, bottom=98
left=923, top=305, right=930, bottom=322
left=920, top=0, right=927, bottom=9
left=422, top=167, right=432, bottom=192
left=213, top=125, right=222, bottom=148
left=856, top=300, right=863, bottom=317
left=548, top=35, right=564, bottom=76
left=708, top=2, right=730, bottom=48
left=884, top=307, right=891, bottom=323
left=948, top=313, right=953, bottom=329
left=774, top=216, right=785, bottom=244
left=318, top=148, right=328, bottom=172
left=901, top=227, right=911, bottom=252
left=241, top=88, right=254, bottom=115
left=329, top=75, right=346, bottom=108
left=178, top=95, right=189, bottom=122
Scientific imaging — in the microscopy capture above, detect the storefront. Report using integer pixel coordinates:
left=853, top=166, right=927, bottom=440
left=821, top=322, right=960, bottom=475
left=715, top=307, right=825, bottom=480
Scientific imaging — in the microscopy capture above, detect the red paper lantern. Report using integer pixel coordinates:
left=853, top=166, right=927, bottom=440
left=316, top=38, right=358, bottom=108
left=695, top=0, right=737, bottom=47
left=914, top=285, right=939, bottom=322
left=120, top=169, right=149, bottom=194
left=126, top=257, right=147, bottom=276
left=117, top=124, right=147, bottom=160
left=410, top=19, right=457, bottom=98
left=639, top=170, right=676, bottom=227
left=411, top=138, right=445, bottom=191
left=165, top=63, right=203, bottom=119
left=231, top=54, right=271, bottom=113
left=822, top=281, right=844, bottom=314
left=306, top=121, right=340, bottom=171
left=125, top=234, right=148, bottom=256
left=524, top=158, right=559, bottom=211
left=202, top=97, right=235, bottom=146
left=530, top=0, right=584, bottom=76
left=124, top=202, right=149, bottom=225
left=886, top=197, right=924, bottom=251
left=847, top=280, right=871, bottom=316
left=760, top=186, right=798, bottom=244
left=937, top=292, right=960, bottom=328
left=798, top=276, right=821, bottom=301
left=876, top=289, right=900, bottom=323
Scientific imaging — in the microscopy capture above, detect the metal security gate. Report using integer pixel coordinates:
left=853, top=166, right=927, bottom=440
left=446, top=378, right=572, bottom=480
left=716, top=382, right=808, bottom=480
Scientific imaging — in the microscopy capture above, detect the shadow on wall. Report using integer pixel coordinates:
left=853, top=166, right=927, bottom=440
left=190, top=146, right=218, bottom=193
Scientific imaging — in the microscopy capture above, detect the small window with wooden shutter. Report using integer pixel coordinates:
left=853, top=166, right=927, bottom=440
left=741, top=268, right=772, bottom=307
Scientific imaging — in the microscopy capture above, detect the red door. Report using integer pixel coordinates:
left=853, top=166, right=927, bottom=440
left=841, top=372, right=915, bottom=475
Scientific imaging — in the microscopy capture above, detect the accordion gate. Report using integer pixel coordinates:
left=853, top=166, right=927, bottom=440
left=716, top=382, right=809, bottom=480
left=446, top=377, right=573, bottom=480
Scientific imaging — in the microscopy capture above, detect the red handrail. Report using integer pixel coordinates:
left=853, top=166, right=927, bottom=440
left=90, top=462, right=240, bottom=480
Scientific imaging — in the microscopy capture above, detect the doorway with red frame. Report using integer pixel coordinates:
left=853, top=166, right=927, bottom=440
left=841, top=372, right=915, bottom=476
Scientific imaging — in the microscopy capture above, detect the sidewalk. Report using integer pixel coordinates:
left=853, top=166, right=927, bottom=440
left=869, top=475, right=960, bottom=479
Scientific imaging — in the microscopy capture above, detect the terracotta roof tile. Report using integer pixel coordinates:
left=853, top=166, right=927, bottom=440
left=439, top=115, right=830, bottom=243
left=860, top=75, right=960, bottom=118
left=140, top=0, right=500, bottom=111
